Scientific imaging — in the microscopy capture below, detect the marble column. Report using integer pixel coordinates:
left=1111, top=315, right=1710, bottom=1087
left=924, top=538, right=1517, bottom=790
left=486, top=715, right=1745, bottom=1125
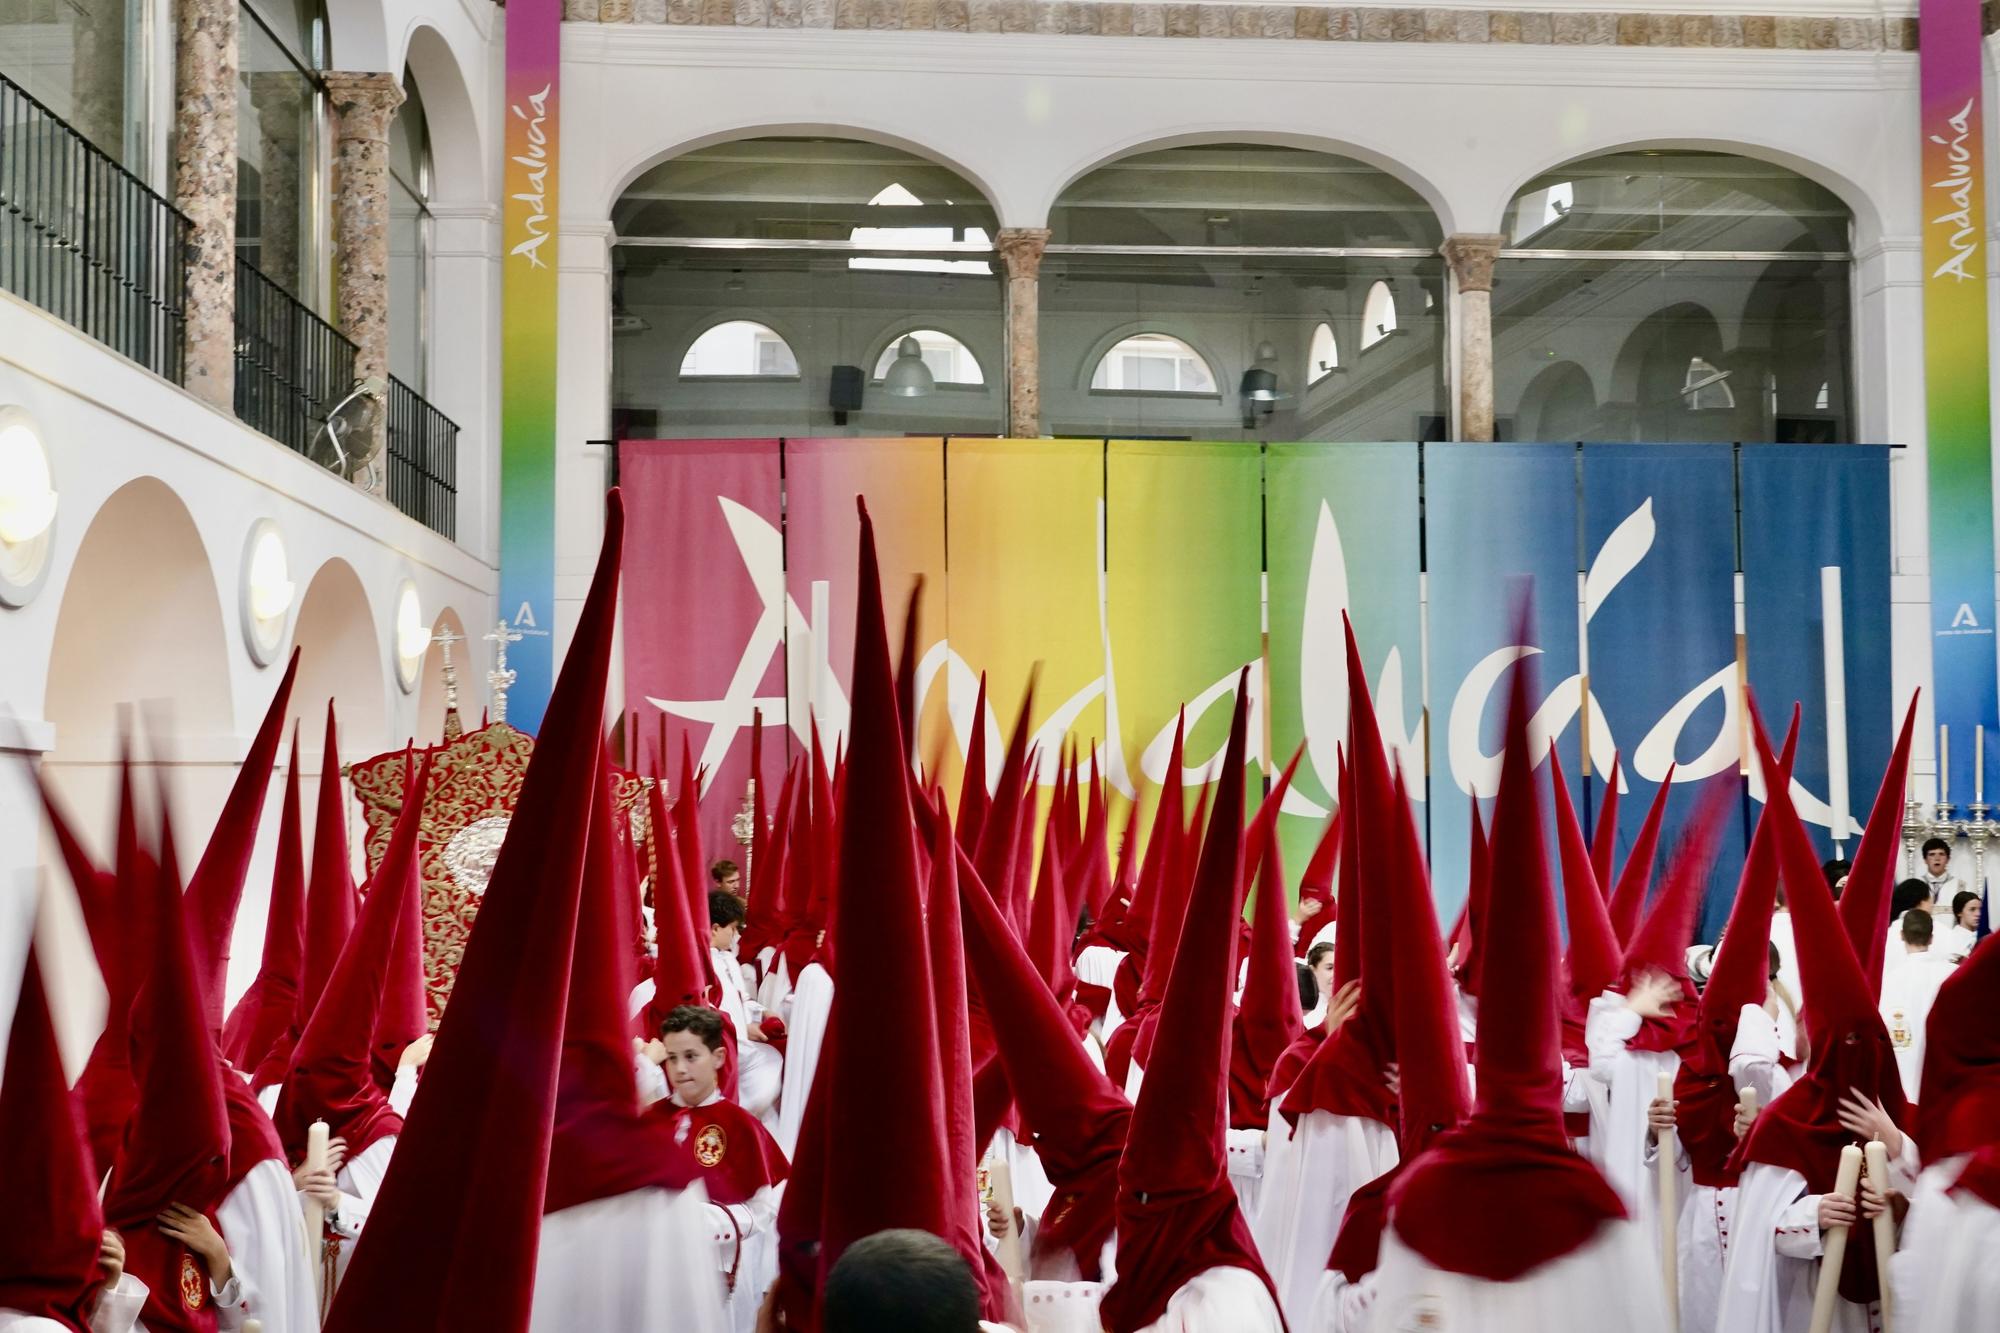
left=173, top=0, right=240, bottom=409
left=1440, top=233, right=1506, bottom=443
left=996, top=227, right=1051, bottom=438
left=324, top=71, right=405, bottom=492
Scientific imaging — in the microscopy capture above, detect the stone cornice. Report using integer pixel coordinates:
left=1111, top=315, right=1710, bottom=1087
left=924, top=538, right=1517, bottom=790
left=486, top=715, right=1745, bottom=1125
left=561, top=0, right=1932, bottom=50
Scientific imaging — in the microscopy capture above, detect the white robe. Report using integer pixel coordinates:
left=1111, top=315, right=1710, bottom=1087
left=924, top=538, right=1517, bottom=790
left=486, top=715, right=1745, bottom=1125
left=1878, top=951, right=1957, bottom=1101
left=216, top=1156, right=317, bottom=1333
left=1361, top=1219, right=1672, bottom=1333
left=1074, top=945, right=1127, bottom=1038
left=674, top=1089, right=784, bottom=1333
left=328, top=1134, right=396, bottom=1288
left=1677, top=1005, right=1794, bottom=1333
left=1134, top=1266, right=1285, bottom=1333
left=1888, top=1155, right=1996, bottom=1333
left=774, top=962, right=833, bottom=1159
left=529, top=1186, right=731, bottom=1333
left=1225, top=1128, right=1266, bottom=1217
left=712, top=944, right=782, bottom=1124
left=1251, top=1108, right=1399, bottom=1329
left=0, top=1276, right=149, bottom=1333
left=1714, top=1134, right=1920, bottom=1333
left=1583, top=994, right=1685, bottom=1241
left=1767, top=912, right=1801, bottom=1060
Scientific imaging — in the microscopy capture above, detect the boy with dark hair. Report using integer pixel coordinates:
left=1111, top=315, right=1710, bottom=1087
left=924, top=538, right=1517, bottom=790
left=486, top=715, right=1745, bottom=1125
left=1921, top=836, right=1963, bottom=904
left=1944, top=889, right=1982, bottom=960
left=712, top=859, right=743, bottom=896
left=707, top=889, right=781, bottom=1123
left=822, top=1230, right=989, bottom=1333
left=1881, top=907, right=1958, bottom=1101
left=647, top=1005, right=789, bottom=1330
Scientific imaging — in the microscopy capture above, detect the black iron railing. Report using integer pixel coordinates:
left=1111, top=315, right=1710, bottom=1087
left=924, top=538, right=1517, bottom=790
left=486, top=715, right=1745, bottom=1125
left=234, top=257, right=356, bottom=456
left=386, top=375, right=458, bottom=539
left=0, top=73, right=189, bottom=381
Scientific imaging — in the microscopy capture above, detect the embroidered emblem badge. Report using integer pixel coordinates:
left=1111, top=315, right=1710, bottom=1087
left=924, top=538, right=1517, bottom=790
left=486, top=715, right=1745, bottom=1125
left=179, top=1251, right=206, bottom=1310
left=696, top=1122, right=728, bottom=1168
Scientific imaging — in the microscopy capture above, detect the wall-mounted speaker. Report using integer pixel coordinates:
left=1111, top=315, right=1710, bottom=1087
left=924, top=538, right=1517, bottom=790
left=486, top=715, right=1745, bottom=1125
left=830, top=365, right=864, bottom=423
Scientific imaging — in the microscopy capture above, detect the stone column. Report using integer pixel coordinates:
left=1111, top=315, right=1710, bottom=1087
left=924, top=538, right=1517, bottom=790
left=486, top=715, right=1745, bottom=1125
left=1440, top=233, right=1507, bottom=443
left=324, top=71, right=405, bottom=492
left=173, top=0, right=240, bottom=409
left=996, top=227, right=1051, bottom=438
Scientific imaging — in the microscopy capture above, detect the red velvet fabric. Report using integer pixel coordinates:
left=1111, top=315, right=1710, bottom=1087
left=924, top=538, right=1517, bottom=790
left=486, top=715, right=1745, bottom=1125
left=220, top=735, right=307, bottom=1075
left=653, top=1098, right=789, bottom=1202
left=1834, top=700, right=1919, bottom=997
left=1229, top=752, right=1305, bottom=1129
left=1915, top=932, right=2000, bottom=1165
left=1604, top=771, right=1673, bottom=946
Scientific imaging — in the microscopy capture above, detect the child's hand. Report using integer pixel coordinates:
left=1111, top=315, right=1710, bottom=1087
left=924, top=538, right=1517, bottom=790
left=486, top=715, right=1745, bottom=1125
left=399, top=1033, right=434, bottom=1070
left=1324, top=980, right=1362, bottom=1032
left=1624, top=970, right=1682, bottom=1020
left=1816, top=1193, right=1857, bottom=1232
left=97, top=1229, right=124, bottom=1286
left=1647, top=1096, right=1677, bottom=1135
left=324, top=1135, right=349, bottom=1177
left=294, top=1166, right=340, bottom=1211
left=1733, top=1101, right=1758, bottom=1140
left=1836, top=1093, right=1904, bottom=1159
left=157, top=1205, right=231, bottom=1284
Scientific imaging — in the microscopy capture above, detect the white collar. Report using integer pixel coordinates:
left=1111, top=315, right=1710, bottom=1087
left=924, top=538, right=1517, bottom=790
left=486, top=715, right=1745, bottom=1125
left=671, top=1087, right=727, bottom=1109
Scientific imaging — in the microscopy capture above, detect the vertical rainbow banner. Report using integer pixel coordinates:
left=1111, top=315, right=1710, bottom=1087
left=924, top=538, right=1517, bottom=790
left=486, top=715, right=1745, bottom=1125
left=1920, top=0, right=1997, bottom=799
left=497, top=0, right=562, bottom=731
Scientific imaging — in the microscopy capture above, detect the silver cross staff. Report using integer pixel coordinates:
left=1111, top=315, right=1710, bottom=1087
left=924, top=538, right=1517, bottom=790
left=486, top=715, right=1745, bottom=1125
left=485, top=620, right=523, bottom=724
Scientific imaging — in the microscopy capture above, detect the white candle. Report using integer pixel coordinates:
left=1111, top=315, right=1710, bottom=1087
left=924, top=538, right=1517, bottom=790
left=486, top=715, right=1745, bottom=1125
left=303, top=1119, right=329, bottom=1298
left=1820, top=568, right=1850, bottom=844
left=1864, top=1140, right=1896, bottom=1332
left=1978, top=725, right=1985, bottom=804
left=1941, top=725, right=1950, bottom=804
left=1808, top=1144, right=1865, bottom=1333
left=1656, top=1071, right=1680, bottom=1330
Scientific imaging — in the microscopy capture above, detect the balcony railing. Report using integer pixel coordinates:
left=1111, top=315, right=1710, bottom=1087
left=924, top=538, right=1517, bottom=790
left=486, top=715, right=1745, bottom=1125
left=387, top=376, right=458, bottom=540
left=234, top=257, right=357, bottom=456
left=0, top=72, right=189, bottom=382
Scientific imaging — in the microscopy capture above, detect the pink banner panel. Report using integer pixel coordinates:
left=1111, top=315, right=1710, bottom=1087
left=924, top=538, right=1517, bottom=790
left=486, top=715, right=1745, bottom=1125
left=781, top=438, right=949, bottom=772
left=618, top=439, right=789, bottom=860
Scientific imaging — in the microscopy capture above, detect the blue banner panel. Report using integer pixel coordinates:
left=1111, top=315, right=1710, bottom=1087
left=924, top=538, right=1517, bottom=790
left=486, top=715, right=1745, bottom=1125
left=1424, top=443, right=1583, bottom=919
left=1581, top=443, right=1742, bottom=940
left=1740, top=444, right=1893, bottom=865
left=1265, top=443, right=1425, bottom=895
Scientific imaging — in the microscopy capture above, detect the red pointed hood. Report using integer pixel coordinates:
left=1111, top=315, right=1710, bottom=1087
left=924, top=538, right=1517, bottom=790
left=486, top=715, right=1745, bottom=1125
left=1071, top=748, right=1115, bottom=924
left=1589, top=753, right=1622, bottom=892
left=1294, top=804, right=1341, bottom=962
left=975, top=680, right=1038, bottom=936
left=298, top=703, right=359, bottom=1024
left=1837, top=696, right=1919, bottom=997
left=104, top=803, right=233, bottom=1333
left=739, top=761, right=796, bottom=965
left=818, top=499, right=953, bottom=1271
left=1917, top=931, right=2000, bottom=1164
left=1327, top=768, right=1470, bottom=1285
left=185, top=650, right=298, bottom=1035
left=0, top=946, right=106, bottom=1330
left=646, top=779, right=711, bottom=1025
left=1621, top=776, right=1736, bottom=1053
left=373, top=756, right=434, bottom=1087
left=274, top=750, right=429, bottom=1160
left=1229, top=747, right=1305, bottom=1129
left=923, top=805, right=999, bottom=1314
left=1101, top=670, right=1274, bottom=1333
left=546, top=764, right=694, bottom=1212
left=957, top=672, right=993, bottom=852
left=1387, top=603, right=1626, bottom=1281
left=894, top=576, right=924, bottom=762
left=1448, top=796, right=1491, bottom=997
left=1675, top=716, right=1798, bottom=1187
left=1731, top=698, right=1905, bottom=1305
left=959, top=839, right=1131, bottom=1281
left=222, top=730, right=308, bottom=1074
left=1025, top=793, right=1076, bottom=998
left=1549, top=745, right=1620, bottom=1003
left=1135, top=713, right=1191, bottom=1010
left=1283, top=617, right=1399, bottom=1128
left=1605, top=767, right=1675, bottom=945
left=322, top=490, right=625, bottom=1333
left=672, top=736, right=719, bottom=1001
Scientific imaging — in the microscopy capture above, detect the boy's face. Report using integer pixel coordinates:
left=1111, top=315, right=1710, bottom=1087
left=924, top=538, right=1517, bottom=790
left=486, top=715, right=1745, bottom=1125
left=1926, top=848, right=1951, bottom=876
left=710, top=920, right=741, bottom=953
left=663, top=1030, right=725, bottom=1105
left=1960, top=898, right=1982, bottom=929
left=720, top=870, right=742, bottom=895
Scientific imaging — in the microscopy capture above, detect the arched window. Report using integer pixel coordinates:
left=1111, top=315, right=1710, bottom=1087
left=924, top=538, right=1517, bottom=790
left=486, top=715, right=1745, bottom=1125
left=1307, top=323, right=1340, bottom=384
left=1497, top=151, right=1853, bottom=444
left=1360, top=282, right=1398, bottom=350
left=850, top=184, right=993, bottom=276
left=388, top=68, right=433, bottom=391
left=1090, top=334, right=1217, bottom=395
left=1683, top=356, right=1735, bottom=410
left=680, top=321, right=800, bottom=378
left=873, top=330, right=984, bottom=385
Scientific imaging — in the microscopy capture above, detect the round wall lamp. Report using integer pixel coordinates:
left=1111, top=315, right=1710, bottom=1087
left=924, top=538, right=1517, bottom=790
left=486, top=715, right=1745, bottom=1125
left=394, top=580, right=430, bottom=693
left=238, top=519, right=295, bottom=664
left=0, top=406, right=58, bottom=608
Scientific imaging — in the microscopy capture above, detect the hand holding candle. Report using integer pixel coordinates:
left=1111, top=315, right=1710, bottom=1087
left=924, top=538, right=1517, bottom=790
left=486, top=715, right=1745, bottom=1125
left=1808, top=1144, right=1865, bottom=1333
left=303, top=1120, right=329, bottom=1298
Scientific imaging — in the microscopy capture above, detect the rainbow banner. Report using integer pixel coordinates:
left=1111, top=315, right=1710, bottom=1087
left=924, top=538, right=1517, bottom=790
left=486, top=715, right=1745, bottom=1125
left=496, top=0, right=562, bottom=731
left=1920, top=0, right=1997, bottom=800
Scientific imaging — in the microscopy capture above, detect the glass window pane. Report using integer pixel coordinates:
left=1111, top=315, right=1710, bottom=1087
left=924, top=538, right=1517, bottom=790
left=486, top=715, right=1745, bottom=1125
left=388, top=171, right=426, bottom=387
left=1043, top=254, right=1446, bottom=442
left=237, top=9, right=319, bottom=301
left=0, top=0, right=145, bottom=167
left=612, top=251, right=1002, bottom=438
left=1502, top=150, right=1850, bottom=254
left=1048, top=144, right=1442, bottom=250
left=1491, top=257, right=1852, bottom=444
left=873, top=330, right=984, bottom=386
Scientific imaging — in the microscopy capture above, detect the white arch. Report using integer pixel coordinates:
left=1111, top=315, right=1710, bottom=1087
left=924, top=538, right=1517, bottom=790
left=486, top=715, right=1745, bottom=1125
left=672, top=316, right=805, bottom=379
left=600, top=123, right=1005, bottom=227
left=1078, top=325, right=1227, bottom=395
left=398, top=23, right=487, bottom=205
left=1490, top=137, right=1879, bottom=250
left=1037, top=128, right=1457, bottom=238
left=866, top=324, right=991, bottom=386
